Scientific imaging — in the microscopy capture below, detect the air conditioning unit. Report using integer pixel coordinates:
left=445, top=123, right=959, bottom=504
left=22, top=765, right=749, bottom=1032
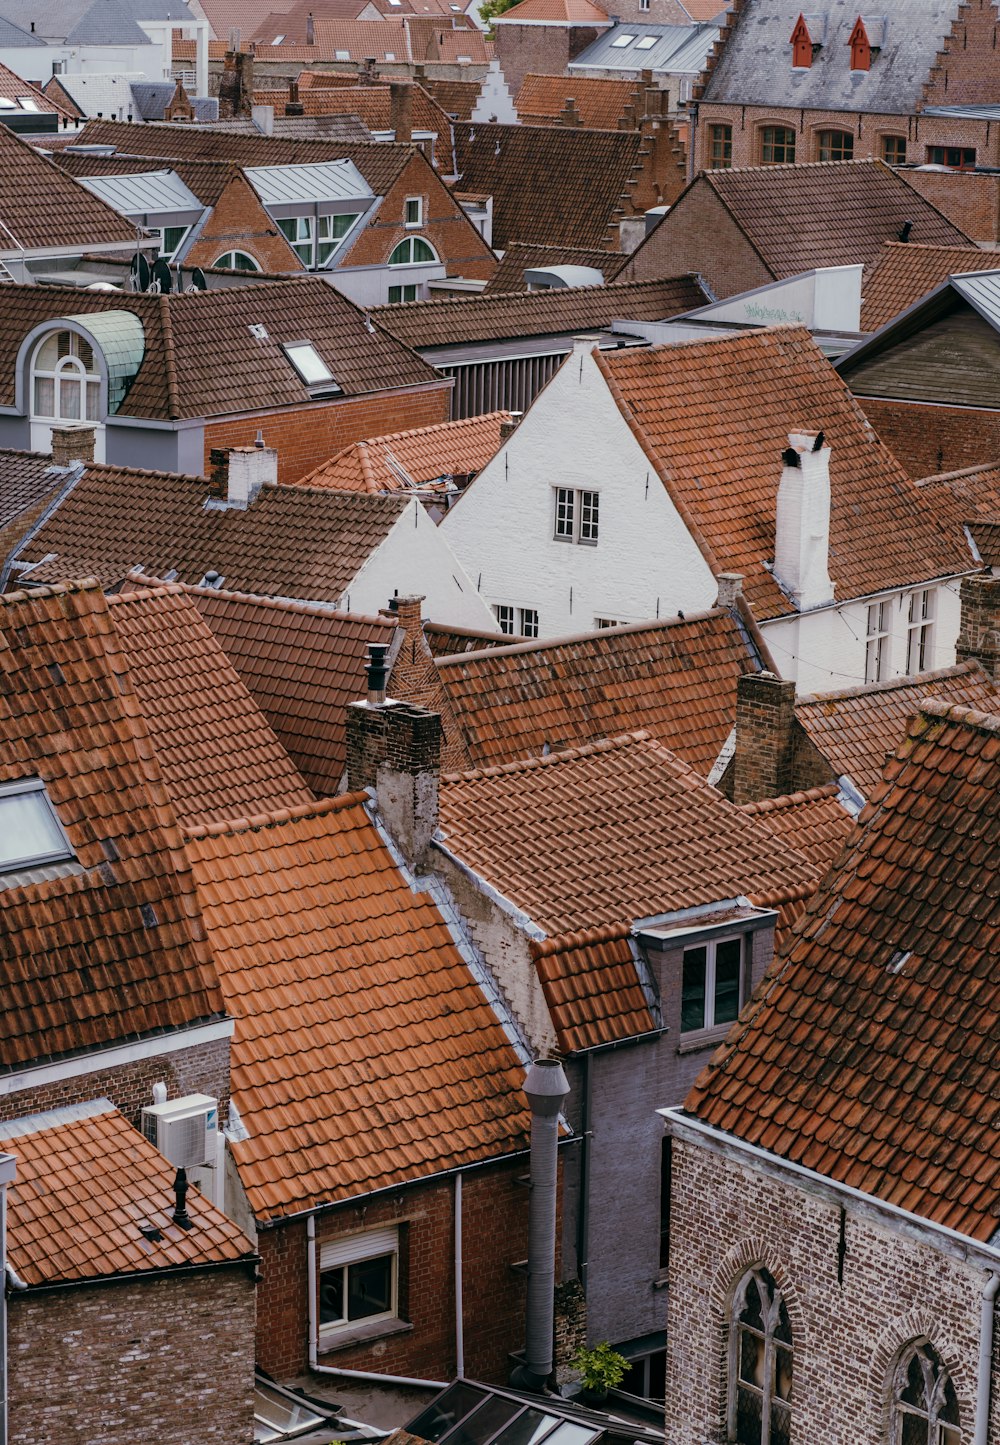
left=141, top=1094, right=218, bottom=1169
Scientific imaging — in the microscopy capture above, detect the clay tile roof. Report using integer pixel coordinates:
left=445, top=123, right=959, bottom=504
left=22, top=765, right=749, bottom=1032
left=484, top=241, right=625, bottom=294
left=739, top=784, right=854, bottom=877
left=496, top=0, right=609, bottom=21
left=255, top=81, right=450, bottom=135
left=685, top=700, right=1000, bottom=1242
left=0, top=449, right=66, bottom=554
left=428, top=608, right=767, bottom=776
left=516, top=74, right=643, bottom=129
left=2, top=1101, right=254, bottom=1286
left=184, top=795, right=531, bottom=1220
left=595, top=327, right=970, bottom=620
left=531, top=926, right=655, bottom=1052
left=917, top=462, right=1000, bottom=546
left=452, top=122, right=641, bottom=250
left=371, top=275, right=706, bottom=348
left=108, top=586, right=314, bottom=825
left=0, top=582, right=225, bottom=1073
left=423, top=620, right=515, bottom=656
left=184, top=583, right=396, bottom=793
left=16, top=464, right=411, bottom=601
left=793, top=661, right=1000, bottom=800
left=0, top=122, right=136, bottom=252
left=294, top=411, right=510, bottom=493
left=54, top=150, right=237, bottom=207
left=439, top=731, right=814, bottom=936
left=421, top=77, right=482, bottom=121
left=860, top=242, right=1000, bottom=332
left=0, top=60, right=72, bottom=118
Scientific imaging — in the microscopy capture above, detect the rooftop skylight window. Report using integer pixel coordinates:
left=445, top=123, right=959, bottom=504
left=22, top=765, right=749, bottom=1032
left=282, top=341, right=341, bottom=391
left=17, top=95, right=39, bottom=109
left=635, top=35, right=657, bottom=47
left=0, top=778, right=74, bottom=875
left=611, top=32, right=636, bottom=45
left=272, top=32, right=285, bottom=41
left=0, top=97, right=15, bottom=109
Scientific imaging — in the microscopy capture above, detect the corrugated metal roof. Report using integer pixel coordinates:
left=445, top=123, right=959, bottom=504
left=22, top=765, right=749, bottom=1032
left=246, top=158, right=374, bottom=207
left=923, top=103, right=1000, bottom=120
left=568, top=21, right=717, bottom=74
left=77, top=167, right=204, bottom=222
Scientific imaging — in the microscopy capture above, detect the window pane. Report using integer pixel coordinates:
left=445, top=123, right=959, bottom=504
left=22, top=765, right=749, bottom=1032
left=554, top=488, right=574, bottom=538
left=347, top=1253, right=393, bottom=1319
left=410, top=1384, right=488, bottom=1443
left=412, top=237, right=435, bottom=262
left=735, top=1384, right=763, bottom=1444
left=774, top=1345, right=792, bottom=1401
left=318, top=1265, right=345, bottom=1326
left=447, top=1396, right=522, bottom=1445
left=0, top=788, right=71, bottom=869
left=86, top=381, right=100, bottom=421
left=899, top=1412, right=927, bottom=1445
left=714, top=938, right=742, bottom=1024
left=33, top=376, right=54, bottom=416
left=580, top=491, right=599, bottom=542
left=681, top=946, right=707, bottom=1031
left=770, top=1401, right=791, bottom=1445
left=34, top=333, right=60, bottom=369
left=739, top=1328, right=765, bottom=1388
left=519, top=608, right=539, bottom=638
left=544, top=1426, right=599, bottom=1445
left=58, top=376, right=82, bottom=419
left=493, top=1409, right=561, bottom=1445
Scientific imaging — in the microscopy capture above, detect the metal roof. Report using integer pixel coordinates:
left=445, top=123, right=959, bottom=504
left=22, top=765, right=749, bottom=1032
left=246, top=159, right=375, bottom=210
left=923, top=103, right=1000, bottom=120
left=64, top=309, right=145, bottom=414
left=568, top=20, right=717, bottom=74
left=952, top=271, right=1000, bottom=330
left=76, top=168, right=204, bottom=225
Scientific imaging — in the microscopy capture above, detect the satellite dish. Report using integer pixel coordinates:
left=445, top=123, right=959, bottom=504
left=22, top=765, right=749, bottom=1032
left=152, top=258, right=173, bottom=294
left=190, top=267, right=207, bottom=291
left=129, top=252, right=151, bottom=292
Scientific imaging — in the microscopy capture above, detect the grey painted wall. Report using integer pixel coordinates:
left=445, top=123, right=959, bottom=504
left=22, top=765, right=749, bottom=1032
left=0, top=415, right=31, bottom=451
left=106, top=421, right=205, bottom=477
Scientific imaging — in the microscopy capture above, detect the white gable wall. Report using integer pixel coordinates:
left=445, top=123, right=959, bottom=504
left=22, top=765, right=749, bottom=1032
left=442, top=345, right=718, bottom=636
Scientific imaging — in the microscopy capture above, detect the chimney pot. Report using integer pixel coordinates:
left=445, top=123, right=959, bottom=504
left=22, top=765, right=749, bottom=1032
left=389, top=80, right=414, bottom=144
left=773, top=430, right=834, bottom=612
left=366, top=642, right=390, bottom=704
left=716, top=572, right=744, bottom=609
left=50, top=425, right=96, bottom=468
left=172, top=1167, right=194, bottom=1230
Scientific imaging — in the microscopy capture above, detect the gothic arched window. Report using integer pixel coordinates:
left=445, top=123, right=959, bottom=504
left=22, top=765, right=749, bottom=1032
left=892, top=1341, right=960, bottom=1445
left=729, top=1268, right=792, bottom=1444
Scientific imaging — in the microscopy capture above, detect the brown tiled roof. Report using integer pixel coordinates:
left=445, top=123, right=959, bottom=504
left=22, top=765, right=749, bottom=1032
left=254, top=80, right=451, bottom=135
left=739, top=784, right=853, bottom=877
left=860, top=242, right=1000, bottom=333
left=108, top=586, right=314, bottom=825
left=0, top=61, right=73, bottom=119
left=424, top=620, right=515, bottom=656
left=294, top=411, right=509, bottom=492
left=483, top=241, right=625, bottom=293
left=425, top=608, right=767, bottom=775
left=917, top=462, right=1000, bottom=546
left=0, top=278, right=435, bottom=421
left=186, top=583, right=395, bottom=794
left=531, top=926, right=654, bottom=1052
left=55, top=150, right=239, bottom=208
left=453, top=122, right=641, bottom=249
left=421, top=77, right=482, bottom=121
left=595, top=327, right=969, bottom=619
left=16, top=463, right=411, bottom=602
left=433, top=29, right=493, bottom=62
left=195, top=0, right=299, bottom=41
left=185, top=795, right=530, bottom=1220
left=439, top=731, right=814, bottom=936
left=0, top=582, right=225, bottom=1073
left=496, top=0, right=609, bottom=20
left=2, top=1101, right=254, bottom=1286
left=207, top=112, right=374, bottom=143
left=515, top=73, right=643, bottom=130
left=685, top=700, right=1000, bottom=1242
left=371, top=275, right=705, bottom=348
left=793, top=661, right=1000, bottom=800
left=0, top=449, right=65, bottom=541
left=0, top=122, right=136, bottom=252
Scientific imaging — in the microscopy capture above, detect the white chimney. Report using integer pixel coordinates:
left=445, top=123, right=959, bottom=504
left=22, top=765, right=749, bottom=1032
left=251, top=103, right=274, bottom=135
left=227, top=445, right=277, bottom=508
left=773, top=430, right=835, bottom=611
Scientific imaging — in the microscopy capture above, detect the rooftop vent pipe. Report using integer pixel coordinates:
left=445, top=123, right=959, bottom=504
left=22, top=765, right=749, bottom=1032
left=511, top=1058, right=570, bottom=1393
left=366, top=643, right=390, bottom=705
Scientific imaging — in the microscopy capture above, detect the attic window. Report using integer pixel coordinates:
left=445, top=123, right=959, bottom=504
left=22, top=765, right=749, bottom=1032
left=848, top=16, right=871, bottom=70
left=635, top=36, right=657, bottom=48
left=335, top=49, right=350, bottom=59
left=790, top=13, right=813, bottom=67
left=272, top=32, right=285, bottom=42
left=0, top=778, right=74, bottom=875
left=283, top=341, right=340, bottom=391
left=611, top=32, right=636, bottom=45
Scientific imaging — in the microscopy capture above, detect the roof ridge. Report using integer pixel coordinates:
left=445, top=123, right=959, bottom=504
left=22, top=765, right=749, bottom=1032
left=147, top=574, right=396, bottom=624
left=0, top=577, right=103, bottom=607
left=710, top=157, right=889, bottom=179
left=795, top=660, right=984, bottom=707
left=184, top=789, right=369, bottom=840
left=435, top=607, right=727, bottom=666
left=530, top=920, right=634, bottom=957
left=739, top=782, right=842, bottom=814
left=372, top=273, right=695, bottom=315
left=442, top=729, right=652, bottom=782
left=914, top=697, right=1000, bottom=735
left=917, top=462, right=1000, bottom=485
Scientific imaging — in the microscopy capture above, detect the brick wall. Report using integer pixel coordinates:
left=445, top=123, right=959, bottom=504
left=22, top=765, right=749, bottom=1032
left=185, top=171, right=302, bottom=273
left=494, top=26, right=606, bottom=95
left=854, top=396, right=1000, bottom=478
left=955, top=572, right=1000, bottom=682
left=203, top=384, right=451, bottom=483
left=255, top=1161, right=531, bottom=1383
left=8, top=1269, right=256, bottom=1445
left=731, top=672, right=798, bottom=804
left=663, top=1135, right=1000, bottom=1445
left=899, top=168, right=1000, bottom=243
left=620, top=181, right=773, bottom=296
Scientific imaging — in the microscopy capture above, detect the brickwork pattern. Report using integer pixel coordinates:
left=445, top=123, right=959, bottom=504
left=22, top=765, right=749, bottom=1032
left=732, top=672, right=797, bottom=805
left=621, top=183, right=773, bottom=297
left=186, top=171, right=302, bottom=273
left=900, top=169, right=1000, bottom=243
left=857, top=396, right=1000, bottom=479
left=8, top=1270, right=256, bottom=1445
left=346, top=698, right=443, bottom=791
left=955, top=573, right=1000, bottom=682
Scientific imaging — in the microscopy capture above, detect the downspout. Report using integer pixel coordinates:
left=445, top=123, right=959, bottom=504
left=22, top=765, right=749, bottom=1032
left=575, top=1052, right=591, bottom=1297
left=306, top=1214, right=447, bottom=1390
left=454, top=1172, right=464, bottom=1379
left=973, top=1270, right=1000, bottom=1445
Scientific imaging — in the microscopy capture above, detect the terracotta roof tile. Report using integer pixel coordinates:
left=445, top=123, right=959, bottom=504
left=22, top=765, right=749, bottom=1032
left=483, top=241, right=625, bottom=294
left=185, top=795, right=530, bottom=1220
left=531, top=926, right=654, bottom=1052
left=421, top=76, right=482, bottom=121
left=0, top=121, right=136, bottom=252
left=860, top=242, right=1000, bottom=332
left=2, top=1101, right=254, bottom=1286
left=917, top=462, right=1000, bottom=552
left=0, top=60, right=74, bottom=119
left=295, top=411, right=509, bottom=493
left=496, top=0, right=609, bottom=21
left=793, top=662, right=1000, bottom=800
left=515, top=73, right=644, bottom=130
left=595, top=328, right=969, bottom=620
left=685, top=700, right=1000, bottom=1242
left=738, top=784, right=854, bottom=877
left=0, top=582, right=225, bottom=1072
left=439, top=731, right=814, bottom=935
left=253, top=80, right=450, bottom=135
left=0, top=449, right=65, bottom=542
left=423, top=619, right=516, bottom=656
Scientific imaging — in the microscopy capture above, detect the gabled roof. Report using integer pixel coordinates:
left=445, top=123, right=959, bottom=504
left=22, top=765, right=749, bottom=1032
left=484, top=241, right=625, bottom=294
left=1, top=1100, right=254, bottom=1287
left=185, top=795, right=531, bottom=1220
left=254, top=79, right=452, bottom=137
left=917, top=462, right=1000, bottom=549
left=594, top=327, right=969, bottom=619
left=684, top=698, right=1000, bottom=1242
left=738, top=783, right=853, bottom=875
left=569, top=21, right=718, bottom=75
left=793, top=661, right=1000, bottom=799
left=0, top=14, right=45, bottom=44
left=515, top=73, right=643, bottom=128
left=295, top=411, right=510, bottom=493
left=371, top=275, right=705, bottom=348
left=439, top=731, right=813, bottom=936
left=0, top=58, right=66, bottom=114
left=16, top=462, right=411, bottom=601
left=0, top=582, right=225, bottom=1073
left=494, top=0, right=609, bottom=23
left=452, top=121, right=643, bottom=249
left=0, top=122, right=137, bottom=253
left=860, top=242, right=1000, bottom=332
left=531, top=926, right=655, bottom=1053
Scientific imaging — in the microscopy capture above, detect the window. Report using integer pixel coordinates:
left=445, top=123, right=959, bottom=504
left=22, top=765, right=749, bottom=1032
left=595, top=617, right=624, bottom=629
left=639, top=0, right=650, bottom=10
left=212, top=250, right=261, bottom=271
left=906, top=588, right=935, bottom=674
left=892, top=1341, right=960, bottom=1445
left=494, top=603, right=516, bottom=634
left=866, top=599, right=891, bottom=683
left=405, top=196, right=423, bottom=227
left=388, top=284, right=419, bottom=304
left=760, top=126, right=795, bottom=164
left=518, top=607, right=539, bottom=638
left=681, top=935, right=744, bottom=1033
left=817, top=129, right=853, bottom=161
left=610, top=32, right=636, bottom=45
left=319, top=1228, right=398, bottom=1339
left=388, top=236, right=438, bottom=265
left=318, top=212, right=360, bottom=265
left=157, top=224, right=189, bottom=261
left=0, top=778, right=73, bottom=875
left=708, top=123, right=732, bottom=169
left=553, top=487, right=599, bottom=544
left=278, top=214, right=314, bottom=266
left=926, top=146, right=976, bottom=170
left=282, top=342, right=339, bottom=391
left=621, top=1349, right=666, bottom=1403
left=882, top=135, right=906, bottom=165
left=730, top=1269, right=792, bottom=1445
left=635, top=34, right=657, bottom=47
left=31, top=330, right=100, bottom=423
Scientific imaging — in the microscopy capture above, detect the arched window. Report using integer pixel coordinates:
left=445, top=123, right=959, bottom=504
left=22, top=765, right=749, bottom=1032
left=729, top=1268, right=792, bottom=1445
left=31, top=331, right=100, bottom=424
left=760, top=127, right=795, bottom=164
left=212, top=250, right=262, bottom=271
left=892, top=1342, right=960, bottom=1445
left=388, top=236, right=438, bottom=266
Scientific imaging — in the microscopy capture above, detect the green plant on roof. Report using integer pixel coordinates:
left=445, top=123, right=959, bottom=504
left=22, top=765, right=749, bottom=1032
left=478, top=0, right=519, bottom=34
left=572, top=1342, right=629, bottom=1394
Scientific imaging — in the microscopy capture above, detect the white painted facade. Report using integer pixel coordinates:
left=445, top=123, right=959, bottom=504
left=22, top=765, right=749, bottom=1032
left=345, top=495, right=501, bottom=630
left=470, top=60, right=518, bottom=123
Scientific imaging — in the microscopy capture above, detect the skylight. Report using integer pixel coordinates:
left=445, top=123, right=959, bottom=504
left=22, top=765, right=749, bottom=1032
left=635, top=34, right=657, bottom=47
left=16, top=96, right=39, bottom=109
left=0, top=97, right=15, bottom=109
left=611, top=31, right=636, bottom=45
left=0, top=778, right=74, bottom=875
left=283, top=341, right=338, bottom=388
left=272, top=31, right=285, bottom=42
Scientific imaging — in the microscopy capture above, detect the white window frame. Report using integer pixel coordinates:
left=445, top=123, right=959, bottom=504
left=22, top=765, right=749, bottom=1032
left=680, top=933, right=746, bottom=1035
left=494, top=603, right=516, bottom=634
left=518, top=607, right=539, bottom=638
left=278, top=214, right=314, bottom=267
left=404, top=196, right=423, bottom=228
left=212, top=250, right=261, bottom=271
left=157, top=224, right=190, bottom=262
left=866, top=598, right=892, bottom=684
left=595, top=617, right=624, bottom=629
left=388, top=283, right=418, bottom=304
left=317, top=212, right=361, bottom=267
left=31, top=330, right=101, bottom=425
left=388, top=235, right=438, bottom=266
left=318, top=1227, right=399, bottom=1340
left=553, top=487, right=599, bottom=545
left=906, top=588, right=935, bottom=675
left=0, top=777, right=74, bottom=874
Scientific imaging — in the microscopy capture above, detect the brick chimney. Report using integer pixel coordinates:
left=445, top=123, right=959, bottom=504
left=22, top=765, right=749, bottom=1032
left=732, top=671, right=798, bottom=805
left=346, top=649, right=442, bottom=872
left=390, top=80, right=413, bottom=143
left=208, top=445, right=277, bottom=507
left=50, top=425, right=96, bottom=467
left=956, top=574, right=1000, bottom=683
left=773, top=430, right=835, bottom=612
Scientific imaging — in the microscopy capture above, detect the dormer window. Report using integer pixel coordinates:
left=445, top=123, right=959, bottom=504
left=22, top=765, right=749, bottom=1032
left=0, top=778, right=74, bottom=876
left=849, top=15, right=871, bottom=70
left=282, top=342, right=341, bottom=393
left=790, top=13, right=813, bottom=68
left=32, top=331, right=100, bottom=425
